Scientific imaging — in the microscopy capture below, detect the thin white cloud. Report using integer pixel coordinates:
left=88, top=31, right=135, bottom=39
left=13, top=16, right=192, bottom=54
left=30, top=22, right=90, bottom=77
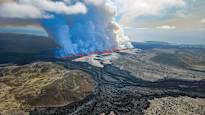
left=199, top=28, right=205, bottom=31
left=156, top=25, right=176, bottom=30
left=121, top=26, right=150, bottom=30
left=113, top=0, right=186, bottom=24
left=135, top=27, right=150, bottom=30
left=0, top=2, right=43, bottom=18
left=0, top=0, right=87, bottom=19
left=201, top=19, right=205, bottom=23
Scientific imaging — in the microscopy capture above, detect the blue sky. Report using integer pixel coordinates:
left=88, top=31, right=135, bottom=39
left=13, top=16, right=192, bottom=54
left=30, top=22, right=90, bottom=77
left=0, top=0, right=205, bottom=44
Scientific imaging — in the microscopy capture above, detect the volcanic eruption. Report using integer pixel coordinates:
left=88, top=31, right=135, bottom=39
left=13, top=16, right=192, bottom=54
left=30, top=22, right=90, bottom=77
left=0, top=0, right=133, bottom=57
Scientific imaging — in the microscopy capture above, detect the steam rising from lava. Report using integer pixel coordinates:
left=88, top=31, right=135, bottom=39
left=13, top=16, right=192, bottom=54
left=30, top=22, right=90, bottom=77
left=0, top=0, right=133, bottom=56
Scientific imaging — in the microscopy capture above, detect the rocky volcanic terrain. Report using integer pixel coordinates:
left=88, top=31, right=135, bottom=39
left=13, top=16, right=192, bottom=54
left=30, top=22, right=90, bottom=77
left=0, top=46, right=205, bottom=115
left=113, top=51, right=205, bottom=81
left=30, top=55, right=205, bottom=115
left=144, top=96, right=205, bottom=115
left=0, top=62, right=95, bottom=115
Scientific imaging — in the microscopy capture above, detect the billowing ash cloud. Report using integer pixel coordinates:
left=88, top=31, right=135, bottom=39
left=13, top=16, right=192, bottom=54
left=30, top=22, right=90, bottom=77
left=0, top=0, right=133, bottom=56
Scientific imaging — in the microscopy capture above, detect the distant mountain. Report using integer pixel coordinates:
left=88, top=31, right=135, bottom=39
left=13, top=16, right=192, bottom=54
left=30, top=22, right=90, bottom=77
left=144, top=41, right=170, bottom=45
left=0, top=33, right=58, bottom=53
left=131, top=41, right=174, bottom=50
left=132, top=41, right=205, bottom=50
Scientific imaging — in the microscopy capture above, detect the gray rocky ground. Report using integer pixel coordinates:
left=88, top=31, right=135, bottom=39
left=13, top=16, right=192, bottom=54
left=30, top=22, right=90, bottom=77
left=144, top=96, right=205, bottom=115
left=113, top=50, right=205, bottom=81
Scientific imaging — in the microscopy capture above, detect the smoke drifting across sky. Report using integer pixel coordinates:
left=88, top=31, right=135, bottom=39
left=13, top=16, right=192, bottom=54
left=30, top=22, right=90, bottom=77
left=0, top=0, right=132, bottom=56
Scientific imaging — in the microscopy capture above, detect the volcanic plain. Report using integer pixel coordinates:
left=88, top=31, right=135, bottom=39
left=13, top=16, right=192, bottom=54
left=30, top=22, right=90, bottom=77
left=0, top=36, right=205, bottom=115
